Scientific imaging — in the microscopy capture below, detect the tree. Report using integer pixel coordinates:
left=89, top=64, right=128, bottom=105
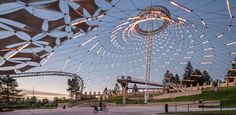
left=37, top=100, right=43, bottom=107
left=182, top=61, right=194, bottom=86
left=202, top=70, right=211, bottom=84
left=53, top=97, right=59, bottom=104
left=30, top=96, right=37, bottom=105
left=163, top=70, right=175, bottom=84
left=67, top=77, right=81, bottom=100
left=193, top=69, right=203, bottom=86
left=0, top=77, right=22, bottom=108
left=174, top=74, right=180, bottom=84
left=163, top=70, right=170, bottom=84
left=42, top=98, right=49, bottom=105
left=190, top=69, right=211, bottom=86
left=169, top=73, right=175, bottom=83
left=24, top=97, right=31, bottom=107
left=59, top=97, right=67, bottom=103
left=183, top=61, right=194, bottom=79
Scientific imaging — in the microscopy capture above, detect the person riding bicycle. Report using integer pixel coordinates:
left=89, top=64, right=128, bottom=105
left=99, top=96, right=107, bottom=110
left=93, top=96, right=107, bottom=112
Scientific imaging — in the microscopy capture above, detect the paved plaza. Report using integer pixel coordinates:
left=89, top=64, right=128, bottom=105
left=2, top=105, right=236, bottom=115
left=1, top=106, right=160, bottom=115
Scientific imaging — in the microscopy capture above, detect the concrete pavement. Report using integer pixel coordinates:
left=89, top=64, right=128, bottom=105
left=0, top=106, right=163, bottom=115
left=1, top=105, right=236, bottom=115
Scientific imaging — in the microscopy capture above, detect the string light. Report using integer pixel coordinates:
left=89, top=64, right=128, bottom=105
left=6, top=42, right=30, bottom=60
left=226, top=0, right=233, bottom=18
left=81, top=36, right=97, bottom=46
left=226, top=42, right=236, bottom=46
left=41, top=52, right=53, bottom=66
left=170, top=0, right=192, bottom=13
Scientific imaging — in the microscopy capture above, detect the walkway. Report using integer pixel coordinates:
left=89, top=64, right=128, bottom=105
left=1, top=105, right=236, bottom=115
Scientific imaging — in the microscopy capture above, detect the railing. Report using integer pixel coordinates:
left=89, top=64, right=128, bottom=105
left=169, top=83, right=186, bottom=92
left=117, top=76, right=163, bottom=87
left=164, top=100, right=236, bottom=113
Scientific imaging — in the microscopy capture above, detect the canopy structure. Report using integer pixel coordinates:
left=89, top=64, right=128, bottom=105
left=0, top=0, right=236, bottom=93
left=0, top=0, right=111, bottom=74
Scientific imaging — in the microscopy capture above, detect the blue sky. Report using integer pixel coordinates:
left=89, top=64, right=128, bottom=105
left=5, top=0, right=235, bottom=95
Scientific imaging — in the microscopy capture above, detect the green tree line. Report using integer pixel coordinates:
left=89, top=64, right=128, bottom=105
left=163, top=61, right=211, bottom=87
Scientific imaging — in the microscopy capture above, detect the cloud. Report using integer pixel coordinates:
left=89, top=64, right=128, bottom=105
left=20, top=89, right=67, bottom=96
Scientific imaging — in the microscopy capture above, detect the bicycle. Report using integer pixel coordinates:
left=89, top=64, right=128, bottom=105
left=93, top=106, right=108, bottom=113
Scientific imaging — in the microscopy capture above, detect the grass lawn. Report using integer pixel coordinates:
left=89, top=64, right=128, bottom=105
left=105, top=87, right=236, bottom=106
left=160, top=110, right=236, bottom=115
left=104, top=96, right=145, bottom=104
left=153, top=87, right=236, bottom=104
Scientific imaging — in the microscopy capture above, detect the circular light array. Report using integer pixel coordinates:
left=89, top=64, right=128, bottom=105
left=134, top=5, right=171, bottom=35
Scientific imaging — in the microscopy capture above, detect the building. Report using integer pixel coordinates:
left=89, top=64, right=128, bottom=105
left=225, top=58, right=236, bottom=82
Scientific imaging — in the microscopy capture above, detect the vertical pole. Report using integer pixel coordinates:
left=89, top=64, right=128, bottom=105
left=165, top=104, right=168, bottom=113
left=197, top=83, right=199, bottom=90
left=122, top=82, right=127, bottom=104
left=234, top=78, right=236, bottom=86
left=144, top=18, right=153, bottom=104
left=123, top=88, right=126, bottom=104
left=187, top=104, right=189, bottom=112
left=220, top=101, right=223, bottom=111
left=202, top=103, right=204, bottom=111
left=33, top=87, right=34, bottom=97
left=175, top=105, right=177, bottom=112
left=6, top=78, right=10, bottom=109
left=225, top=79, right=229, bottom=87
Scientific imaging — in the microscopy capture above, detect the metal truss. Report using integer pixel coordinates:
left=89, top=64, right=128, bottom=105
left=0, top=71, right=84, bottom=93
